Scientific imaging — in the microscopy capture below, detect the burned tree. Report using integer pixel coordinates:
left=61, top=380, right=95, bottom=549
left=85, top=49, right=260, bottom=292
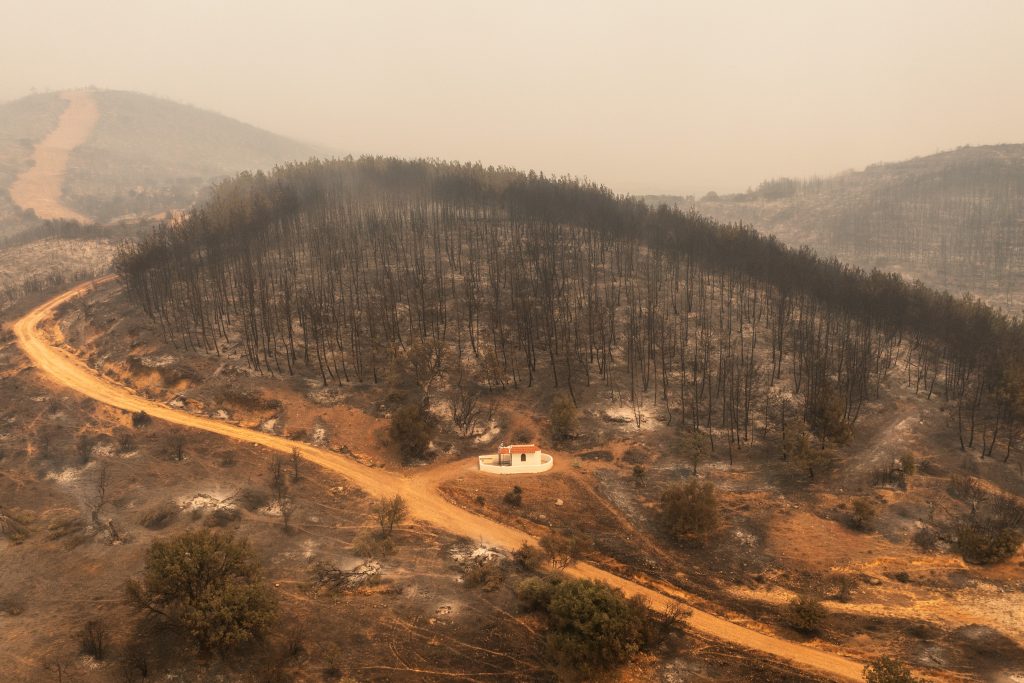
left=111, top=157, right=1024, bottom=468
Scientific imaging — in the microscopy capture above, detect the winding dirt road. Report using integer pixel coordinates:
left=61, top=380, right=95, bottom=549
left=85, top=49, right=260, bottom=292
left=13, top=277, right=866, bottom=682
left=8, top=89, right=98, bottom=222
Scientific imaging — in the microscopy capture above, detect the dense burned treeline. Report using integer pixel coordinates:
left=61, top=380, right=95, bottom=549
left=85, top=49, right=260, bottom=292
left=114, top=158, right=1024, bottom=459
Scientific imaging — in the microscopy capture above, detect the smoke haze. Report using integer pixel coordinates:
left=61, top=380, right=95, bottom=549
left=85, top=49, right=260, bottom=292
left=4, top=0, right=1022, bottom=194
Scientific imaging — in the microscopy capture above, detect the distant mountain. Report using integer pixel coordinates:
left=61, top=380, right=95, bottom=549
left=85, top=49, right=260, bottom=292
left=0, top=88, right=326, bottom=231
left=647, top=145, right=1024, bottom=313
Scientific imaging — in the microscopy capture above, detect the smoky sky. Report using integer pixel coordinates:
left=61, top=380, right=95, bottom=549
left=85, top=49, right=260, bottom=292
left=3, top=0, right=1023, bottom=195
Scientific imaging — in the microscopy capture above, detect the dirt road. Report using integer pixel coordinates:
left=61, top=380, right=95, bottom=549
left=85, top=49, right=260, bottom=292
left=8, top=89, right=98, bottom=222
left=13, top=278, right=867, bottom=682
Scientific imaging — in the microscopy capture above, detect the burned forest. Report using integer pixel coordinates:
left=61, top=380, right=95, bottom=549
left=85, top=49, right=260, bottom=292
left=116, top=157, right=1024, bottom=460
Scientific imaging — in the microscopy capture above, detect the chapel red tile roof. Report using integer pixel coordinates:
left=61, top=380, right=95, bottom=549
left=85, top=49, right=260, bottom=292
left=499, top=444, right=539, bottom=455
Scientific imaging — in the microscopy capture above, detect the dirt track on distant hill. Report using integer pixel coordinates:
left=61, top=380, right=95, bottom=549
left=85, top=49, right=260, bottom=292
left=8, top=90, right=98, bottom=222
left=14, top=277, right=867, bottom=682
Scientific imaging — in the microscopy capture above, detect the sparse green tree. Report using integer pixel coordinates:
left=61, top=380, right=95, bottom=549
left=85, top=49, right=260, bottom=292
left=76, top=433, right=96, bottom=464
left=124, top=529, right=276, bottom=652
left=375, top=494, right=408, bottom=538
left=280, top=498, right=296, bottom=534
left=781, top=425, right=834, bottom=481
left=404, top=338, right=445, bottom=390
left=389, top=401, right=434, bottom=463
left=807, top=381, right=851, bottom=446
left=680, top=429, right=709, bottom=475
left=550, top=393, right=577, bottom=442
left=166, top=432, right=186, bottom=462
left=79, top=619, right=107, bottom=660
left=540, top=530, right=586, bottom=569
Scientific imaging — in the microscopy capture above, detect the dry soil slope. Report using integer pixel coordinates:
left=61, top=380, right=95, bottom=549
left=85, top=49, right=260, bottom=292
left=14, top=278, right=867, bottom=682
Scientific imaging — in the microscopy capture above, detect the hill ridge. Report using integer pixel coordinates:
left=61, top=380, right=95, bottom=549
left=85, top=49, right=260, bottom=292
left=647, top=144, right=1024, bottom=314
left=0, top=88, right=327, bottom=231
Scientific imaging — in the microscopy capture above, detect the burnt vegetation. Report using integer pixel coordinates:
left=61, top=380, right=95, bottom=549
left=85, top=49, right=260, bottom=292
left=114, top=157, right=1024, bottom=464
left=689, top=145, right=1024, bottom=313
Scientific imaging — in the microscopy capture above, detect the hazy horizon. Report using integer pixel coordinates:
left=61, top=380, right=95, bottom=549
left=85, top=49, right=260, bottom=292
left=4, top=0, right=1023, bottom=195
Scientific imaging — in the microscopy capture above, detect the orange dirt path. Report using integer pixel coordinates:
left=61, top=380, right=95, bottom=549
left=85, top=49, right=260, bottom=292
left=13, top=277, right=866, bottom=682
left=8, top=90, right=98, bottom=222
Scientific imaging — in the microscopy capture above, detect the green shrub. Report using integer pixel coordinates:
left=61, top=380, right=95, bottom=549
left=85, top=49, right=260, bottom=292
left=463, top=558, right=506, bottom=591
left=503, top=485, right=523, bottom=507
left=550, top=393, right=577, bottom=442
left=353, top=530, right=395, bottom=559
left=955, top=521, right=1022, bottom=564
left=139, top=502, right=178, bottom=530
left=863, top=656, right=921, bottom=683
left=632, top=465, right=646, bottom=488
left=658, top=479, right=718, bottom=544
left=235, top=488, right=270, bottom=512
left=850, top=497, right=878, bottom=531
left=911, top=526, right=939, bottom=552
left=518, top=577, right=650, bottom=678
left=204, top=506, right=241, bottom=528
left=512, top=542, right=544, bottom=572
left=515, top=575, right=560, bottom=611
left=784, top=594, right=827, bottom=633
left=828, top=572, right=856, bottom=603
left=806, top=380, right=851, bottom=445
left=954, top=495, right=1024, bottom=564
left=389, top=401, right=435, bottom=463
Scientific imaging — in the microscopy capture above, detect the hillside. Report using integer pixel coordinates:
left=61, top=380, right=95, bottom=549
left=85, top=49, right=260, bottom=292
left=4, top=158, right=1023, bottom=680
left=63, top=89, right=324, bottom=222
left=93, top=159, right=1024, bottom=678
left=0, top=88, right=325, bottom=232
left=649, top=145, right=1024, bottom=314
